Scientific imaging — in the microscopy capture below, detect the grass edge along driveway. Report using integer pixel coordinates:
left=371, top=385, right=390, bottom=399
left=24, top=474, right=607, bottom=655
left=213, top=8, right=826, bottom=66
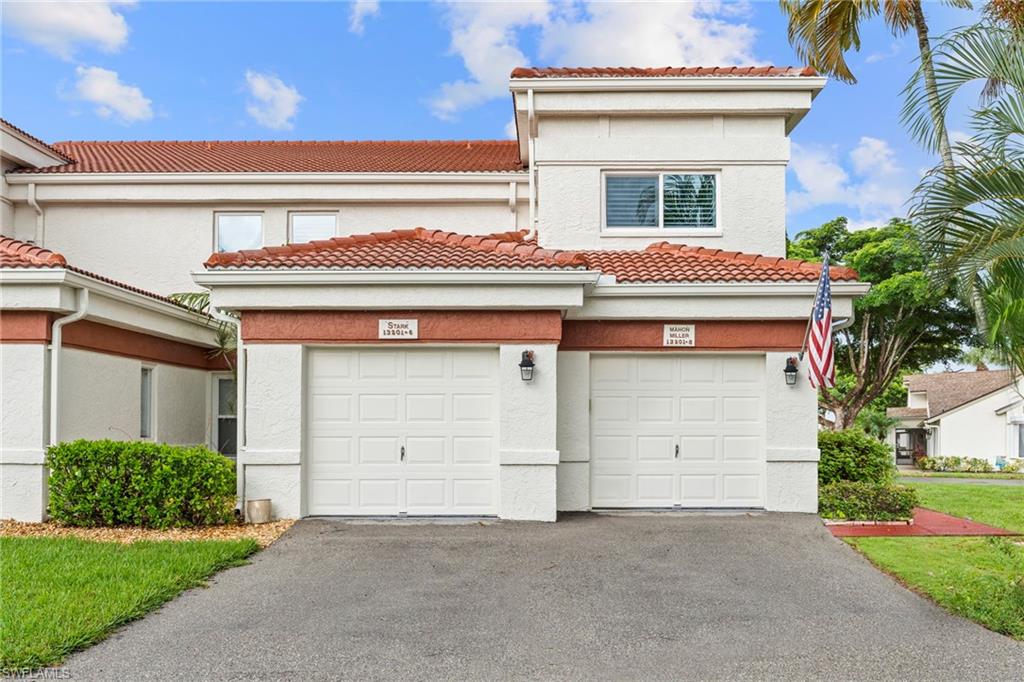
left=0, top=536, right=258, bottom=672
left=848, top=483, right=1024, bottom=640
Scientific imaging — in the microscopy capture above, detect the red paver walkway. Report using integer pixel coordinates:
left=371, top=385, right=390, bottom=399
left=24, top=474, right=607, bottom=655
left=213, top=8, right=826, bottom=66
left=828, top=507, right=1020, bottom=538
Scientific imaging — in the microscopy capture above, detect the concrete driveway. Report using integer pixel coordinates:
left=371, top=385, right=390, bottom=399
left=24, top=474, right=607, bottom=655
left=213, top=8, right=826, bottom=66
left=67, top=513, right=1023, bottom=681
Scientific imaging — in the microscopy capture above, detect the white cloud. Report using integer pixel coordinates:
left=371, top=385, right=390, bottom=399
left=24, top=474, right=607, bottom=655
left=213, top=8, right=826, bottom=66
left=788, top=137, right=911, bottom=229
left=504, top=117, right=518, bottom=139
left=865, top=41, right=901, bottom=64
left=429, top=0, right=758, bottom=120
left=244, top=70, right=303, bottom=130
left=73, top=65, right=152, bottom=123
left=4, top=1, right=134, bottom=60
left=349, top=0, right=380, bottom=34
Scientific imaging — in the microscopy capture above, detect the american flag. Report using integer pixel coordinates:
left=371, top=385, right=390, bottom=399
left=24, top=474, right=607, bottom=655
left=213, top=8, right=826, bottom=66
left=807, top=253, right=835, bottom=389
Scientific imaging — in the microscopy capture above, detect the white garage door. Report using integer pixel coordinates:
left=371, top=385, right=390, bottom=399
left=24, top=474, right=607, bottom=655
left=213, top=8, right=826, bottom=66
left=306, top=348, right=499, bottom=516
left=590, top=354, right=766, bottom=508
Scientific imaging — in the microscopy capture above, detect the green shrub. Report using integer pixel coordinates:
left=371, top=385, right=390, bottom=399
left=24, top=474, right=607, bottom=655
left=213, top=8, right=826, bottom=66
left=46, top=440, right=236, bottom=528
left=818, top=429, right=895, bottom=485
left=917, top=456, right=995, bottom=473
left=818, top=481, right=918, bottom=521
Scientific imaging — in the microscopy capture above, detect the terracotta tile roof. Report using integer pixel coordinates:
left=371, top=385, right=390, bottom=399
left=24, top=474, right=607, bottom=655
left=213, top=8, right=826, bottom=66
left=511, top=66, right=818, bottom=79
left=0, top=119, right=74, bottom=163
left=0, top=237, right=188, bottom=308
left=205, top=228, right=860, bottom=285
left=903, top=370, right=1015, bottom=419
left=204, top=228, right=587, bottom=271
left=578, top=242, right=859, bottom=283
left=886, top=407, right=928, bottom=420
left=13, top=139, right=523, bottom=175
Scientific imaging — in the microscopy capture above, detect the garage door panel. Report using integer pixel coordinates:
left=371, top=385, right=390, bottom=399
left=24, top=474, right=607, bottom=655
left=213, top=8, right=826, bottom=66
left=359, top=394, right=400, bottom=422
left=591, top=354, right=765, bottom=509
left=307, top=348, right=498, bottom=516
left=406, top=394, right=445, bottom=422
left=452, top=437, right=495, bottom=464
left=359, top=437, right=400, bottom=464
left=592, top=435, right=632, bottom=462
left=722, top=396, right=761, bottom=423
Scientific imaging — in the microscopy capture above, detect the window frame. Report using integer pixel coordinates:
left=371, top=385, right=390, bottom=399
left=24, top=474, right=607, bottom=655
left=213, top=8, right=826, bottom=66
left=212, top=374, right=238, bottom=459
left=287, top=211, right=339, bottom=244
left=140, top=365, right=155, bottom=440
left=213, top=211, right=265, bottom=253
left=600, top=169, right=723, bottom=237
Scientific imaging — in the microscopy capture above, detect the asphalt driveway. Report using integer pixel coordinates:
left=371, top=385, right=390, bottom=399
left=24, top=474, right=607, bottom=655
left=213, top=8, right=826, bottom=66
left=66, top=513, right=1023, bottom=681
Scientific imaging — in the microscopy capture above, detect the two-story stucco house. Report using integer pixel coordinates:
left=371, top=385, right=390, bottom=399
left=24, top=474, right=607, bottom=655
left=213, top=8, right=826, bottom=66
left=1, top=66, right=867, bottom=523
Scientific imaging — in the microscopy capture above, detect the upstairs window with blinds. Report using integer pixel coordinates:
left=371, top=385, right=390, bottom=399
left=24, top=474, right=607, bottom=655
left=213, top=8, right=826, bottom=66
left=604, top=173, right=718, bottom=230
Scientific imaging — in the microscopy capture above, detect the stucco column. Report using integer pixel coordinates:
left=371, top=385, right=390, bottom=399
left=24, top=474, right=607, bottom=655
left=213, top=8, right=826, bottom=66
left=0, top=344, right=49, bottom=521
left=556, top=350, right=590, bottom=511
left=763, top=351, right=819, bottom=512
left=242, top=343, right=303, bottom=519
left=498, top=343, right=559, bottom=521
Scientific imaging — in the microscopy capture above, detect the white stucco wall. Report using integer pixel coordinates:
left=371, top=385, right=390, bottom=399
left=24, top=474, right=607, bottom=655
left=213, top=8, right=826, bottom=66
left=498, top=343, right=559, bottom=521
left=934, top=386, right=1021, bottom=462
left=0, top=344, right=49, bottom=521
left=556, top=351, right=590, bottom=511
left=763, top=351, right=819, bottom=513
left=11, top=188, right=528, bottom=295
left=533, top=113, right=790, bottom=256
left=0, top=345, right=211, bottom=521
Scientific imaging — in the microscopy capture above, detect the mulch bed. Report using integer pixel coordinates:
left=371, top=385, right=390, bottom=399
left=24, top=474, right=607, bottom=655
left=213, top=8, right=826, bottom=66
left=828, top=507, right=1020, bottom=538
left=0, top=518, right=295, bottom=548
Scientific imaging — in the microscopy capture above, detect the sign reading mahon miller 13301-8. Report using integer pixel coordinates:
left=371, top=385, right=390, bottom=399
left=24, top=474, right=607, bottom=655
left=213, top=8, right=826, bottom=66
left=378, top=319, right=419, bottom=339
left=662, top=324, right=696, bottom=347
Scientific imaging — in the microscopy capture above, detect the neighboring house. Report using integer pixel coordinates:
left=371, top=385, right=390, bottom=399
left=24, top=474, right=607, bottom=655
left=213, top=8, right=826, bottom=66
left=1, top=66, right=869, bottom=522
left=887, top=370, right=1024, bottom=466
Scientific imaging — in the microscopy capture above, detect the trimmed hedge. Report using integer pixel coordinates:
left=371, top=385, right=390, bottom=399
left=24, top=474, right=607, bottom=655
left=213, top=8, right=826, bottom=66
left=46, top=440, right=236, bottom=528
left=819, top=481, right=918, bottom=521
left=917, top=456, right=995, bottom=473
left=818, top=429, right=895, bottom=486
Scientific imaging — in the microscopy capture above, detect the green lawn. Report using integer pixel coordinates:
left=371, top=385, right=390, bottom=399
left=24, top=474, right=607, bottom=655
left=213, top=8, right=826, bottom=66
left=849, top=483, right=1024, bottom=640
left=0, top=536, right=257, bottom=672
left=899, top=470, right=1024, bottom=481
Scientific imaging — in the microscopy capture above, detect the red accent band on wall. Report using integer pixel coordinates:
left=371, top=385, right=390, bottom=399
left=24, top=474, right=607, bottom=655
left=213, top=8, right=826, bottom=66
left=243, top=310, right=563, bottom=344
left=1, top=313, right=226, bottom=370
left=560, top=320, right=807, bottom=351
left=0, top=311, right=53, bottom=342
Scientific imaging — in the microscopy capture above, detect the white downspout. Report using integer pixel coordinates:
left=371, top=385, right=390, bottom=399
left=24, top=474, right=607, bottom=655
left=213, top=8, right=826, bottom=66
left=27, top=182, right=45, bottom=246
left=210, top=307, right=245, bottom=509
left=49, top=288, right=89, bottom=445
left=526, top=88, right=537, bottom=240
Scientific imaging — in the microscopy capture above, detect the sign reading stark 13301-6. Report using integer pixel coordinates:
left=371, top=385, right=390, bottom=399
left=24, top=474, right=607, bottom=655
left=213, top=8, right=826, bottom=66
left=378, top=319, right=418, bottom=339
left=663, top=324, right=696, bottom=347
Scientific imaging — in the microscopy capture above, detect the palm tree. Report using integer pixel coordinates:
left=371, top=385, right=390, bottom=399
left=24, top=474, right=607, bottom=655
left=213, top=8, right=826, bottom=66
left=779, top=0, right=971, bottom=171
left=168, top=291, right=238, bottom=373
left=907, top=20, right=1024, bottom=376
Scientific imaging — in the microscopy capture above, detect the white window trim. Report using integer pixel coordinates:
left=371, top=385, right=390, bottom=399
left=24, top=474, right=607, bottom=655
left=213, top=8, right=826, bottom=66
left=140, top=364, right=156, bottom=441
left=287, top=210, right=339, bottom=243
left=600, top=169, right=723, bottom=238
left=212, top=373, right=238, bottom=459
left=214, top=211, right=265, bottom=253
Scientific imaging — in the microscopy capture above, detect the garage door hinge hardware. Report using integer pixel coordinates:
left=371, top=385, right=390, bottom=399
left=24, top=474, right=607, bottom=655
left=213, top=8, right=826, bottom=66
left=401, top=446, right=405, bottom=461
left=675, top=444, right=679, bottom=459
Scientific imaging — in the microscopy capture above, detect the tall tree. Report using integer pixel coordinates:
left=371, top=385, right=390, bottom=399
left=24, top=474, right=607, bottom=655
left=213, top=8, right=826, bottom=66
left=789, top=218, right=976, bottom=429
left=905, top=17, right=1024, bottom=376
left=779, top=0, right=970, bottom=171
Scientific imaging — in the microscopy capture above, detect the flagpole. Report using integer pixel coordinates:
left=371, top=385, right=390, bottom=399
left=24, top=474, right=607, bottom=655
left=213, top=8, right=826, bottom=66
left=798, top=251, right=828, bottom=362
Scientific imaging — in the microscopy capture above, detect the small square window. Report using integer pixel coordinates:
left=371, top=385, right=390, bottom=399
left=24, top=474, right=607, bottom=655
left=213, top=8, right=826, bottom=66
left=289, top=213, right=337, bottom=243
left=604, top=173, right=718, bottom=230
left=605, top=175, right=658, bottom=227
left=216, top=213, right=262, bottom=252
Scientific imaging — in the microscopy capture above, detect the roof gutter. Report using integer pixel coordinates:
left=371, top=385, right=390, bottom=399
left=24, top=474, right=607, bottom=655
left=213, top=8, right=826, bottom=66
left=526, top=88, right=537, bottom=240
left=49, top=288, right=89, bottom=445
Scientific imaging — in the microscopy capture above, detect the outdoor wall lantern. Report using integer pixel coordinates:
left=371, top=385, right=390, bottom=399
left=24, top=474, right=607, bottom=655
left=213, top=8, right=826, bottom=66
left=783, top=356, right=799, bottom=386
left=519, top=350, right=536, bottom=381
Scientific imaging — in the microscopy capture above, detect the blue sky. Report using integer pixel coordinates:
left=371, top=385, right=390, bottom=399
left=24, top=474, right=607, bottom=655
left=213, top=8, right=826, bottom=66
left=2, top=1, right=982, bottom=236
